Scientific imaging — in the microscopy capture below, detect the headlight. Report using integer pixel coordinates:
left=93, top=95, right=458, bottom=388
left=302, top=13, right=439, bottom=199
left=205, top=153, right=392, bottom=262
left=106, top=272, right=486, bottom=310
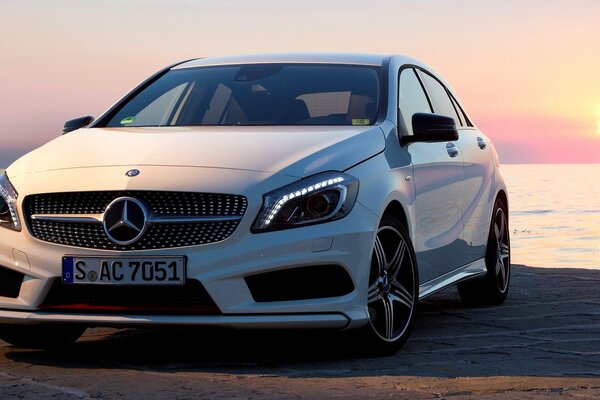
left=0, top=172, right=21, bottom=231
left=252, top=172, right=359, bottom=233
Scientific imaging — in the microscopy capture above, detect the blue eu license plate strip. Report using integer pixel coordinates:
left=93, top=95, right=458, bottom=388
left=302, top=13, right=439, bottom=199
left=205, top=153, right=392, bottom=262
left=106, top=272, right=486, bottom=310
left=62, top=256, right=74, bottom=284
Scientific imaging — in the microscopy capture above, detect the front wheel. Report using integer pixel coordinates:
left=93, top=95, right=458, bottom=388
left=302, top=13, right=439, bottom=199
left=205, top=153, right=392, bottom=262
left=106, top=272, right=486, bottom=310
left=0, top=324, right=86, bottom=349
left=358, top=215, right=419, bottom=355
left=458, top=198, right=511, bottom=305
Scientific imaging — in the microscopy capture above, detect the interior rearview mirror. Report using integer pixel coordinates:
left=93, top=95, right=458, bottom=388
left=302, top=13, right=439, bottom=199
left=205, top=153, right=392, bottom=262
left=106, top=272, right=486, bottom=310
left=63, top=116, right=94, bottom=134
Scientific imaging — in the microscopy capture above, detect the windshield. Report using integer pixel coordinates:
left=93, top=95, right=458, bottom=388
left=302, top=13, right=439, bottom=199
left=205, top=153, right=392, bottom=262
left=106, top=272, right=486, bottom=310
left=103, top=64, right=381, bottom=127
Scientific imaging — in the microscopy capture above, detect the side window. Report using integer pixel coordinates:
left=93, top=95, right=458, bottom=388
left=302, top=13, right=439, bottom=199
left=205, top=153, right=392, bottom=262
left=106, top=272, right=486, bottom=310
left=450, top=94, right=471, bottom=127
left=418, top=71, right=461, bottom=126
left=398, top=68, right=432, bottom=134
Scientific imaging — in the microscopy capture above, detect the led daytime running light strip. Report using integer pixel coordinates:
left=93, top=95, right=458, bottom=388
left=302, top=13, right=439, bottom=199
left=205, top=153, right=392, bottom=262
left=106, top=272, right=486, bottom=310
left=263, top=176, right=345, bottom=227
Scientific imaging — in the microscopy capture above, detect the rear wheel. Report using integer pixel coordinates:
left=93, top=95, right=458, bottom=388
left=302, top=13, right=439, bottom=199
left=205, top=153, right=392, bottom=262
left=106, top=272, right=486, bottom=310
left=0, top=324, right=86, bottom=349
left=358, top=215, right=418, bottom=354
left=458, top=198, right=510, bottom=305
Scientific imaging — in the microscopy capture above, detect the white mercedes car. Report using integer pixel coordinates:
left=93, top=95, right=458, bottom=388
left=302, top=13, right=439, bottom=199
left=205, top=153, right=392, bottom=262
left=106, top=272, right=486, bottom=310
left=0, top=54, right=510, bottom=353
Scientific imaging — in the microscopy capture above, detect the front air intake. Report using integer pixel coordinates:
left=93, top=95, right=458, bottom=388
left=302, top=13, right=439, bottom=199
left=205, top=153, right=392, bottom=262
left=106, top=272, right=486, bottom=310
left=245, top=265, right=354, bottom=302
left=0, top=266, right=24, bottom=298
left=39, top=278, right=221, bottom=315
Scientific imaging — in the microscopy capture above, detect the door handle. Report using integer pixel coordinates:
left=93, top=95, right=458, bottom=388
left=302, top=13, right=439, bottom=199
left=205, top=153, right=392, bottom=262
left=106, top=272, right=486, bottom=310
left=446, top=142, right=459, bottom=158
left=477, top=137, right=487, bottom=149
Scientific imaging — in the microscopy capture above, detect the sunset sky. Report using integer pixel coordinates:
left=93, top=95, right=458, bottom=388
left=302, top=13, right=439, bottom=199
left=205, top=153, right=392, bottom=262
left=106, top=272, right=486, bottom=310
left=1, top=0, right=599, bottom=166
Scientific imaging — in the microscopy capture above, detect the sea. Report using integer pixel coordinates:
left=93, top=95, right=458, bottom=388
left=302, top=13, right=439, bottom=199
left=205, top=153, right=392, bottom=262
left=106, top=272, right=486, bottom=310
left=1, top=164, right=598, bottom=269
left=503, top=164, right=600, bottom=270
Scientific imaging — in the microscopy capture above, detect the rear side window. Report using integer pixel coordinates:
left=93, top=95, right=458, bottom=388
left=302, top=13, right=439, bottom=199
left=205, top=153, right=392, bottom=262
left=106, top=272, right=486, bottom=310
left=398, top=69, right=432, bottom=134
left=418, top=72, right=461, bottom=126
left=450, top=94, right=471, bottom=127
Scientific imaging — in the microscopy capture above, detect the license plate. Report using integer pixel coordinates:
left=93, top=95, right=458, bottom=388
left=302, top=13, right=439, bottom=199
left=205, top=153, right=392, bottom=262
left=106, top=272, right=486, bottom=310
left=62, top=256, right=186, bottom=285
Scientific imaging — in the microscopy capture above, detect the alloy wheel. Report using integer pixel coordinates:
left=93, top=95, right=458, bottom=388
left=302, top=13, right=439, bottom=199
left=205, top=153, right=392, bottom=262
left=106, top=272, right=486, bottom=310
left=367, top=225, right=417, bottom=343
left=492, top=207, right=510, bottom=293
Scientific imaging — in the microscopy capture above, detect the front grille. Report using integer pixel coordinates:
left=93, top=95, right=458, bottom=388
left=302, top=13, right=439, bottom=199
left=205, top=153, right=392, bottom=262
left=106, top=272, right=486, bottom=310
left=39, top=279, right=220, bottom=315
left=0, top=266, right=24, bottom=298
left=26, top=191, right=246, bottom=216
left=28, top=220, right=241, bottom=251
left=24, top=191, right=247, bottom=250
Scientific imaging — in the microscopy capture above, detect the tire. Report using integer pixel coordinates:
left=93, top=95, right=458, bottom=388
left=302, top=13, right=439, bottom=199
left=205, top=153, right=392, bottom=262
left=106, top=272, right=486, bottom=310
left=0, top=324, right=86, bottom=349
left=357, top=215, right=419, bottom=355
left=458, top=198, right=511, bottom=305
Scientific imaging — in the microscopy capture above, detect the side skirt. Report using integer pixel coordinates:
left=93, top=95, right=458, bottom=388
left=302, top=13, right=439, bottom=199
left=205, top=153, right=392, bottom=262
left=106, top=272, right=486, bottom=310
left=418, top=258, right=487, bottom=300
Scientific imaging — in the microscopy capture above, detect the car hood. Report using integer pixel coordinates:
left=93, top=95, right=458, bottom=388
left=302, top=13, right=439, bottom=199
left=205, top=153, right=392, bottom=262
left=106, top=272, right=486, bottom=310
left=8, top=126, right=385, bottom=178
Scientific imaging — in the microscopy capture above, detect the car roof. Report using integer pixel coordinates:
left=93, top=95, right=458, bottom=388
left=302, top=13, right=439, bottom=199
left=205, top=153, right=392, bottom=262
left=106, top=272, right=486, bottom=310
left=173, top=53, right=412, bottom=69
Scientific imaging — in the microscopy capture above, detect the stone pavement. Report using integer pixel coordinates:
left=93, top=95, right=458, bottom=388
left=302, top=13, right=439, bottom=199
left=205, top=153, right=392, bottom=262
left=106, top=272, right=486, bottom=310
left=1, top=265, right=600, bottom=399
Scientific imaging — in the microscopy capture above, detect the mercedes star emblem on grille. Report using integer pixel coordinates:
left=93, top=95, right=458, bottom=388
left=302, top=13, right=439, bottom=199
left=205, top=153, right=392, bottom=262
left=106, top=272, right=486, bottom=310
left=102, top=197, right=148, bottom=245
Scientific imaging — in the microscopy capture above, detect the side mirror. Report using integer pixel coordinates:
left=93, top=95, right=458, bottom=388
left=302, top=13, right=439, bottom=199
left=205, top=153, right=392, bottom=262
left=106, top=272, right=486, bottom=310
left=63, top=116, right=94, bottom=134
left=400, top=113, right=458, bottom=145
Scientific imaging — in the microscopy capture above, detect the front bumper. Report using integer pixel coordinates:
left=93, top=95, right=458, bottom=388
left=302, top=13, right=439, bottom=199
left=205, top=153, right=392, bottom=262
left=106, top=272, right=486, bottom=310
left=0, top=189, right=378, bottom=330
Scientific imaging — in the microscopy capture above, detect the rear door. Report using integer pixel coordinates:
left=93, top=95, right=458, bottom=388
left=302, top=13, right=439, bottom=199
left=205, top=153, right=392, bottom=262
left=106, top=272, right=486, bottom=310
left=398, top=68, right=466, bottom=283
left=451, top=96, right=496, bottom=263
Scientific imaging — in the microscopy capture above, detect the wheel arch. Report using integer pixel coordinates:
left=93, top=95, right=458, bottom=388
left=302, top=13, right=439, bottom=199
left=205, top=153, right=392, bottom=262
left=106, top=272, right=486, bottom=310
left=380, top=200, right=413, bottom=241
left=484, top=189, right=509, bottom=241
left=495, top=189, right=509, bottom=216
